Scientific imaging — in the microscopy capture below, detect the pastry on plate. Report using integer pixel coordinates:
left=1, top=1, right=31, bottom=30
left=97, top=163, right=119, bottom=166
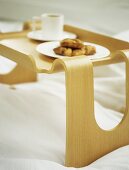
left=53, top=38, right=96, bottom=57
left=53, top=47, right=72, bottom=57
left=60, top=38, right=84, bottom=49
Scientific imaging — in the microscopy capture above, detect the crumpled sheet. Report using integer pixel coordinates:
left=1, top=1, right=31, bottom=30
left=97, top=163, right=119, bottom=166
left=0, top=145, right=128, bottom=170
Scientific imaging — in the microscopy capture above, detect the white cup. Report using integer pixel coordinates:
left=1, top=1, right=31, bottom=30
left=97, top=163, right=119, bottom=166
left=41, top=13, right=64, bottom=39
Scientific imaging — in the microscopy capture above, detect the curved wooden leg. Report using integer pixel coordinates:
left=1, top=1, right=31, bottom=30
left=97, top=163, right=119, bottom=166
left=0, top=63, right=37, bottom=84
left=63, top=57, right=94, bottom=167
left=0, top=44, right=37, bottom=84
left=52, top=56, right=94, bottom=167
left=52, top=53, right=129, bottom=168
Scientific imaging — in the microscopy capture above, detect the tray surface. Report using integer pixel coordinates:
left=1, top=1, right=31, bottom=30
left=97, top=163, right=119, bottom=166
left=0, top=25, right=129, bottom=72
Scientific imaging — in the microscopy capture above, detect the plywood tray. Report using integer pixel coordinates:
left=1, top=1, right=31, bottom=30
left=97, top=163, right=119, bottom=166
left=0, top=23, right=129, bottom=168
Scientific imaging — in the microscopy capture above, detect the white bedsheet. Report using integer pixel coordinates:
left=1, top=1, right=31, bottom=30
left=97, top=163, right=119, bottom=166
left=0, top=145, right=128, bottom=170
left=0, top=28, right=129, bottom=169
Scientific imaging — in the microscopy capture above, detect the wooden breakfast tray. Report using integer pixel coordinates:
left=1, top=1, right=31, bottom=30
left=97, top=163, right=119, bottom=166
left=0, top=24, right=129, bottom=168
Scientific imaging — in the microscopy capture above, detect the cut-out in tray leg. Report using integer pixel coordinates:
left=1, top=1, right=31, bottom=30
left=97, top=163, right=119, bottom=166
left=0, top=44, right=37, bottom=84
left=0, top=63, right=37, bottom=84
left=61, top=52, right=129, bottom=168
left=52, top=53, right=129, bottom=168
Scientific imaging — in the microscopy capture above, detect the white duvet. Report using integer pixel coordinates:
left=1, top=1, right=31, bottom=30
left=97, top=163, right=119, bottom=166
left=0, top=145, right=129, bottom=170
left=0, top=28, right=129, bottom=169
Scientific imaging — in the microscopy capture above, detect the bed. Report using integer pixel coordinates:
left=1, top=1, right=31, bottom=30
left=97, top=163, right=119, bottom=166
left=0, top=0, right=129, bottom=169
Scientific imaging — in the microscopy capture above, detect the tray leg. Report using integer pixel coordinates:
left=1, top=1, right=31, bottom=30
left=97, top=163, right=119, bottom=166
left=53, top=53, right=129, bottom=168
left=62, top=57, right=95, bottom=168
left=0, top=44, right=37, bottom=84
left=0, top=63, right=37, bottom=84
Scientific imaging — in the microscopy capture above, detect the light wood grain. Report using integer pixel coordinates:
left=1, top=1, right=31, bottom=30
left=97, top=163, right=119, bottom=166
left=63, top=50, right=129, bottom=167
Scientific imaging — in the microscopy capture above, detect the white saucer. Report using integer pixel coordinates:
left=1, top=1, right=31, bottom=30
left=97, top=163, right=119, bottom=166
left=27, top=30, right=77, bottom=41
left=36, top=41, right=110, bottom=60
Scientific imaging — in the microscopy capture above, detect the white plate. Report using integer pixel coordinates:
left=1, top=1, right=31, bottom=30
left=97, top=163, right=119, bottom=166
left=27, top=30, right=77, bottom=41
left=36, top=41, right=110, bottom=60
